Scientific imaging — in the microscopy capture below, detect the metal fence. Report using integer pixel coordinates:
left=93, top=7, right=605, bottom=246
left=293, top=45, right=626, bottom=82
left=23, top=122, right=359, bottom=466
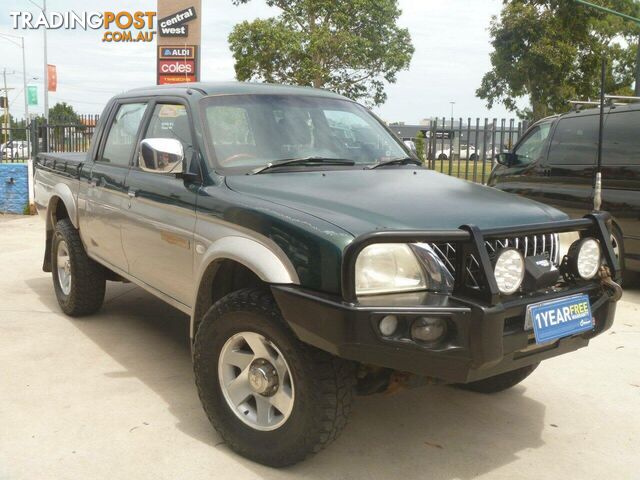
left=395, top=117, right=530, bottom=184
left=2, top=113, right=531, bottom=185
left=1, top=114, right=99, bottom=163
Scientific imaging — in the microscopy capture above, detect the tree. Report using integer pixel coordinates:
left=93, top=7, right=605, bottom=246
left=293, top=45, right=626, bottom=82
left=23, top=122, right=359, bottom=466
left=48, top=102, right=81, bottom=125
left=414, top=130, right=426, bottom=162
left=478, top=0, right=640, bottom=120
left=228, top=0, right=414, bottom=106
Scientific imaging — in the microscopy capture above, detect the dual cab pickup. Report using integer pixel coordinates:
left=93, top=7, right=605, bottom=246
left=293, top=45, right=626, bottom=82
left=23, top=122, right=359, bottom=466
left=34, top=82, right=621, bottom=467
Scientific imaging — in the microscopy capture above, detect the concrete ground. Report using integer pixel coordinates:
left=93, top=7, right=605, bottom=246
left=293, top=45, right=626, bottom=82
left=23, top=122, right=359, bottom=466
left=1, top=215, right=639, bottom=480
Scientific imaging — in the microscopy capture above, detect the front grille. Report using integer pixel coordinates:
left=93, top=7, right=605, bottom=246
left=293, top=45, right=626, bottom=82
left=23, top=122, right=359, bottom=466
left=431, top=233, right=560, bottom=289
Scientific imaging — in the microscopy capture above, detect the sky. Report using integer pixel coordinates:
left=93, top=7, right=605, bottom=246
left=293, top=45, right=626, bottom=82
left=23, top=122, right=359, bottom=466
left=0, top=0, right=520, bottom=123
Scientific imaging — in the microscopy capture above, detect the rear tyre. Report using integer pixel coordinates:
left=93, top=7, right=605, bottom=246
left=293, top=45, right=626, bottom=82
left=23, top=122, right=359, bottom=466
left=455, top=363, right=539, bottom=394
left=438, top=153, right=448, bottom=160
left=51, top=219, right=106, bottom=316
left=469, top=153, right=478, bottom=161
left=193, top=288, right=356, bottom=467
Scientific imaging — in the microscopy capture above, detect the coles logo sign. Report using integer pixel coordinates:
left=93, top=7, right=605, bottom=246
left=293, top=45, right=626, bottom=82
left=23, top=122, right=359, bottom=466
left=159, top=60, right=195, bottom=74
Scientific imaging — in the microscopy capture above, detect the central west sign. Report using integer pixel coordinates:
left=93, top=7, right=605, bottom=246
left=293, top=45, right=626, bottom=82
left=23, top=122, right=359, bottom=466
left=156, top=0, right=201, bottom=85
left=158, top=6, right=196, bottom=37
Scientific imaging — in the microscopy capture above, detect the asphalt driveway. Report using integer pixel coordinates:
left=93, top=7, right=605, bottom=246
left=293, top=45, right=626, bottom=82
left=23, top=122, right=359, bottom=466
left=1, top=215, right=639, bottom=479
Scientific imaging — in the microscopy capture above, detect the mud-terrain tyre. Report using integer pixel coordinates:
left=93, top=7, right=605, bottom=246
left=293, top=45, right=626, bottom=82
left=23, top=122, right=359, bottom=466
left=51, top=219, right=106, bottom=316
left=193, top=288, right=356, bottom=467
left=456, top=363, right=539, bottom=394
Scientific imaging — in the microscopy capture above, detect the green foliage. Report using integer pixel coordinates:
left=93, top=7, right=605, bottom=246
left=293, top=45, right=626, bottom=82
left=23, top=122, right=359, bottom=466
left=228, top=0, right=414, bottom=106
left=48, top=102, right=81, bottom=125
left=415, top=130, right=426, bottom=162
left=478, top=0, right=640, bottom=120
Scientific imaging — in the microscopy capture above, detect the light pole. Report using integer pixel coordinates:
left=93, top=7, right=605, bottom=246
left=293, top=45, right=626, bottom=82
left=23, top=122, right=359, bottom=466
left=449, top=101, right=455, bottom=120
left=27, top=0, right=48, bottom=152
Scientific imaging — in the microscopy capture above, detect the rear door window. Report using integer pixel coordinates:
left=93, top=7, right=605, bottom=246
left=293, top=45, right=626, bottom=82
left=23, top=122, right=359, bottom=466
left=100, top=102, right=148, bottom=166
left=547, top=115, right=598, bottom=165
left=603, top=110, right=640, bottom=165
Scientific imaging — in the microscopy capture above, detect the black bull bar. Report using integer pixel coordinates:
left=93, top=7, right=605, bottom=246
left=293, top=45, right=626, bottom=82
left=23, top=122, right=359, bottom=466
left=341, top=212, right=621, bottom=305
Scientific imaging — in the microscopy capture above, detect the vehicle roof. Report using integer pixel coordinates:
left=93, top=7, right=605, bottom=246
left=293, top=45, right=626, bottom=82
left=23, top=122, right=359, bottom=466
left=119, top=81, right=349, bottom=101
left=537, top=101, right=640, bottom=124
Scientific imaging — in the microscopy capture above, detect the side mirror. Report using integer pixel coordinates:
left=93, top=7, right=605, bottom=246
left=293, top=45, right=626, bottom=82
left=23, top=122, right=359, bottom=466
left=496, top=152, right=518, bottom=167
left=139, top=138, right=184, bottom=174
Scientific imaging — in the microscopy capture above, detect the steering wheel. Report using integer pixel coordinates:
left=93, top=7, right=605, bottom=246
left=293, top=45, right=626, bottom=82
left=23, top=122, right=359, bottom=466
left=221, top=153, right=257, bottom=165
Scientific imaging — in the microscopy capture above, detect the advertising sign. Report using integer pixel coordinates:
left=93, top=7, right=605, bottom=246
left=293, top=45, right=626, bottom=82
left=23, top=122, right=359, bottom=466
left=156, top=0, right=201, bottom=85
left=27, top=85, right=38, bottom=106
left=47, top=64, right=57, bottom=92
left=158, top=7, right=197, bottom=37
left=157, top=46, right=198, bottom=85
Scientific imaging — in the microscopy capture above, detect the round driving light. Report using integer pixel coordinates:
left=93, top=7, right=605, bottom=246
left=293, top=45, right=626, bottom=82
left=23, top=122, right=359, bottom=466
left=379, top=315, right=398, bottom=337
left=411, top=317, right=446, bottom=343
left=493, top=248, right=525, bottom=295
left=576, top=238, right=601, bottom=279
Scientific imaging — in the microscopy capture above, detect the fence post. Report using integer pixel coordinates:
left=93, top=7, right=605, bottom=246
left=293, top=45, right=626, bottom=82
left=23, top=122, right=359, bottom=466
left=30, top=120, right=39, bottom=159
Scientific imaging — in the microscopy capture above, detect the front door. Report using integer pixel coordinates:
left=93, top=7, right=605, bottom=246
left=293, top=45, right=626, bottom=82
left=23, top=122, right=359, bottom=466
left=538, top=113, right=600, bottom=218
left=84, top=101, right=148, bottom=272
left=121, top=101, right=199, bottom=307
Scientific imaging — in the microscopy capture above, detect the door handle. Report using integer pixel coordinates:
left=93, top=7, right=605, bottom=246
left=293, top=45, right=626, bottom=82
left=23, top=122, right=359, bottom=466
left=543, top=168, right=551, bottom=177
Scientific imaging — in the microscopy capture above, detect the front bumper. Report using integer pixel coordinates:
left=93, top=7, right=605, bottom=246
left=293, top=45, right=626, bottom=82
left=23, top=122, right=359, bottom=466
left=272, top=213, right=621, bottom=383
left=272, top=283, right=617, bottom=383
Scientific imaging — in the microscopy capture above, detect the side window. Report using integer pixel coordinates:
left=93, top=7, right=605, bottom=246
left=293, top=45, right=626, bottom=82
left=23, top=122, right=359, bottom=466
left=547, top=115, right=598, bottom=165
left=513, top=122, right=552, bottom=164
left=101, top=103, right=147, bottom=166
left=143, top=104, right=193, bottom=150
left=603, top=110, right=640, bottom=165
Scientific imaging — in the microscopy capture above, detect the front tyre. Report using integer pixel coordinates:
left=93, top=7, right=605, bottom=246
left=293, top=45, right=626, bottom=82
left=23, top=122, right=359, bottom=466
left=455, top=363, right=539, bottom=394
left=51, top=219, right=106, bottom=316
left=194, top=288, right=356, bottom=467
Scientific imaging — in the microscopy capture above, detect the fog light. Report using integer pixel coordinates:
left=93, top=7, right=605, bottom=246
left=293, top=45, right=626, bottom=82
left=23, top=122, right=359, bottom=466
left=576, top=238, right=601, bottom=279
left=411, top=317, right=446, bottom=343
left=494, top=248, right=525, bottom=295
left=379, top=315, right=398, bottom=337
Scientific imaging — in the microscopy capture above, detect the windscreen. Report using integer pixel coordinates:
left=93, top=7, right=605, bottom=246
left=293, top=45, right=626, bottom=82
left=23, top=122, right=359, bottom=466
left=201, top=94, right=407, bottom=173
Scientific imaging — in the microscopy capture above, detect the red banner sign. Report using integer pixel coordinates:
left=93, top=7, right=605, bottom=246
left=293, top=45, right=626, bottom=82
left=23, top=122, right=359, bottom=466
left=47, top=64, right=57, bottom=92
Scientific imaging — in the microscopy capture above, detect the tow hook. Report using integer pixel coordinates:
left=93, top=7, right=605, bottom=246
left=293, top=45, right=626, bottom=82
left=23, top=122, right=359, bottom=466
left=599, top=265, right=623, bottom=302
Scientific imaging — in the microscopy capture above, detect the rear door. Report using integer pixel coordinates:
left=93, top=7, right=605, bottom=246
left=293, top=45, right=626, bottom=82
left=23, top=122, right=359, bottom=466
left=121, top=99, right=199, bottom=307
left=84, top=101, right=148, bottom=272
left=601, top=107, right=640, bottom=268
left=537, top=113, right=601, bottom=218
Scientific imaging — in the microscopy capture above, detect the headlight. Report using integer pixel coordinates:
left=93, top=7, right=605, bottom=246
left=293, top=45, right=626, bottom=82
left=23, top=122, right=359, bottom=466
left=493, top=248, right=525, bottom=294
left=355, top=244, right=426, bottom=295
left=355, top=243, right=454, bottom=296
left=569, top=238, right=601, bottom=279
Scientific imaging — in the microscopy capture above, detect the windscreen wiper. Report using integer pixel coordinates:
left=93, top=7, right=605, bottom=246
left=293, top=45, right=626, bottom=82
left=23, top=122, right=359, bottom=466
left=368, top=157, right=424, bottom=169
left=251, top=156, right=356, bottom=174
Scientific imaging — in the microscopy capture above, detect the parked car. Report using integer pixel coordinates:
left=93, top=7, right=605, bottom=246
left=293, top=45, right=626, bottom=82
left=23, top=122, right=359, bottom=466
left=435, top=144, right=479, bottom=161
left=488, top=103, right=640, bottom=277
left=34, top=83, right=621, bottom=467
left=1, top=140, right=29, bottom=159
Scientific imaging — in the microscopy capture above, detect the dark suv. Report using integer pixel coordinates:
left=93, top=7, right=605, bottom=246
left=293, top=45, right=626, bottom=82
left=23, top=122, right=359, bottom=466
left=488, top=104, right=640, bottom=275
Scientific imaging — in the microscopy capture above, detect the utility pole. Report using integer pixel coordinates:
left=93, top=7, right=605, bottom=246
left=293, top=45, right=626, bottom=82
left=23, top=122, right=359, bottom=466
left=0, top=33, right=29, bottom=151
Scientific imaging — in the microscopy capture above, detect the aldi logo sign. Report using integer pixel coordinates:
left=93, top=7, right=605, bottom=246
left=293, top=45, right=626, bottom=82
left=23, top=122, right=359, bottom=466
left=158, top=7, right=196, bottom=37
left=159, top=46, right=195, bottom=59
